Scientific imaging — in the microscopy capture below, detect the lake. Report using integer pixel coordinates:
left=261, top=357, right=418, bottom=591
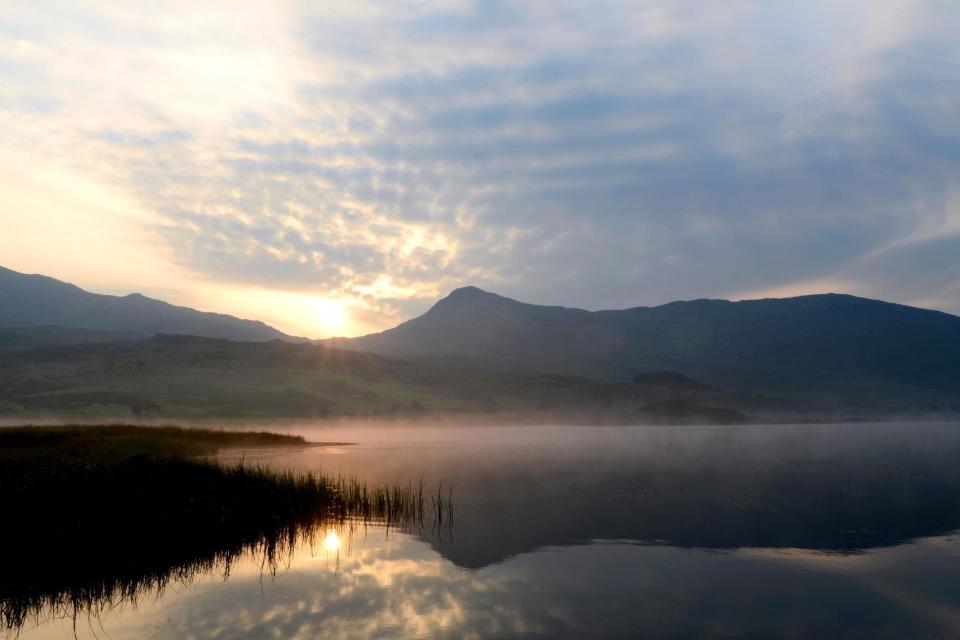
left=13, top=422, right=960, bottom=639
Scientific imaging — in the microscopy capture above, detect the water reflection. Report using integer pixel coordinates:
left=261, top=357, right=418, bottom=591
left=324, top=529, right=342, bottom=552
left=12, top=527, right=960, bottom=639
left=0, top=517, right=362, bottom=636
left=225, top=422, right=960, bottom=565
left=8, top=423, right=960, bottom=639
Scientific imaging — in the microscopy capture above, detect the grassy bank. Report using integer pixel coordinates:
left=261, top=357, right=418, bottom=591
left=0, top=423, right=314, bottom=464
left=0, top=424, right=449, bottom=631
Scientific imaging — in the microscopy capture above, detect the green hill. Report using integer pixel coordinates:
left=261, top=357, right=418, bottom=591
left=0, top=335, right=660, bottom=418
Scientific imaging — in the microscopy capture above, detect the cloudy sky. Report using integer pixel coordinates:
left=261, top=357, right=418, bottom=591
left=2, top=1, right=958, bottom=337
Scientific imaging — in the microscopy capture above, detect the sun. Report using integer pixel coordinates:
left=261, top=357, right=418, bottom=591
left=314, top=299, right=348, bottom=334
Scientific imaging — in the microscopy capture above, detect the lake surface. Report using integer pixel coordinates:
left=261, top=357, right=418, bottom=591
left=14, top=422, right=960, bottom=639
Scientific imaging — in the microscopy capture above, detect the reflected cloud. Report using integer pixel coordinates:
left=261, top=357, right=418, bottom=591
left=21, top=528, right=960, bottom=640
left=12, top=424, right=960, bottom=639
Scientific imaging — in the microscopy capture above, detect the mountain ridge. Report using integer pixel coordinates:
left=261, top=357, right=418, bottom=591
left=439, top=285, right=956, bottom=318
left=0, top=266, right=298, bottom=342
left=3, top=265, right=959, bottom=410
left=326, top=286, right=960, bottom=403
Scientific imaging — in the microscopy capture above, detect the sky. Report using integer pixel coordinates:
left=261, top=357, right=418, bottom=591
left=1, top=1, right=959, bottom=338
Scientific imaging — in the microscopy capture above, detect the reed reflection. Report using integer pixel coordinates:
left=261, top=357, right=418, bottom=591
left=1, top=516, right=448, bottom=635
left=0, top=425, right=452, bottom=636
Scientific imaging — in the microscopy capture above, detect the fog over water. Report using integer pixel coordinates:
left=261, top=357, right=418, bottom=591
left=13, top=421, right=960, bottom=639
left=222, top=421, right=960, bottom=560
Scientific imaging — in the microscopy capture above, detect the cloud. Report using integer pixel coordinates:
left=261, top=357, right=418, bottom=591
left=1, top=0, right=959, bottom=333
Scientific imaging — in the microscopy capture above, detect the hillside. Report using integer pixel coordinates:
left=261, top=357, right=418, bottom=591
left=327, top=287, right=960, bottom=407
left=0, top=266, right=295, bottom=342
left=0, top=334, right=704, bottom=419
left=0, top=325, right=146, bottom=348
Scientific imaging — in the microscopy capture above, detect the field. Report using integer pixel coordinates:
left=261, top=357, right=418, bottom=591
left=0, top=335, right=739, bottom=418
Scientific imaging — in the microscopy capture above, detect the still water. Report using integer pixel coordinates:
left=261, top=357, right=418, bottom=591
left=14, top=422, right=960, bottom=639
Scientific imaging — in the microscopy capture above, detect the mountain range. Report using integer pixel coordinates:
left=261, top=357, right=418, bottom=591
left=328, top=286, right=960, bottom=403
left=2, top=265, right=959, bottom=416
left=0, top=266, right=295, bottom=342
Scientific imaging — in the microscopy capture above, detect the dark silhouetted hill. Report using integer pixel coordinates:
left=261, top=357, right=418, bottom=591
left=327, top=287, right=960, bottom=405
left=0, top=266, right=295, bottom=342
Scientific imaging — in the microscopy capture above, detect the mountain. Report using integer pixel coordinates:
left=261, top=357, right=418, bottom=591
left=327, top=286, right=960, bottom=405
left=0, top=266, right=295, bottom=342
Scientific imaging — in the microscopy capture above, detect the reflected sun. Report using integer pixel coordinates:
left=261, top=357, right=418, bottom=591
left=323, top=530, right=341, bottom=552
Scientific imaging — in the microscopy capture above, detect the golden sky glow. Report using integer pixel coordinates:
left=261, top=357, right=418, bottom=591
left=2, top=0, right=958, bottom=337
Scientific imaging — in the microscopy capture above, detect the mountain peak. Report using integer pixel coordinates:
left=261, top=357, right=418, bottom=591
left=432, top=286, right=518, bottom=311
left=447, top=285, right=497, bottom=299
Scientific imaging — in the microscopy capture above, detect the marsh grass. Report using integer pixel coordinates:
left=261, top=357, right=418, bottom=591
left=0, top=423, right=312, bottom=465
left=0, top=424, right=452, bottom=633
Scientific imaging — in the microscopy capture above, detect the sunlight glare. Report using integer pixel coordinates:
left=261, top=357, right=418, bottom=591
left=323, top=530, right=340, bottom=552
left=206, top=288, right=358, bottom=338
left=314, top=299, right=348, bottom=333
